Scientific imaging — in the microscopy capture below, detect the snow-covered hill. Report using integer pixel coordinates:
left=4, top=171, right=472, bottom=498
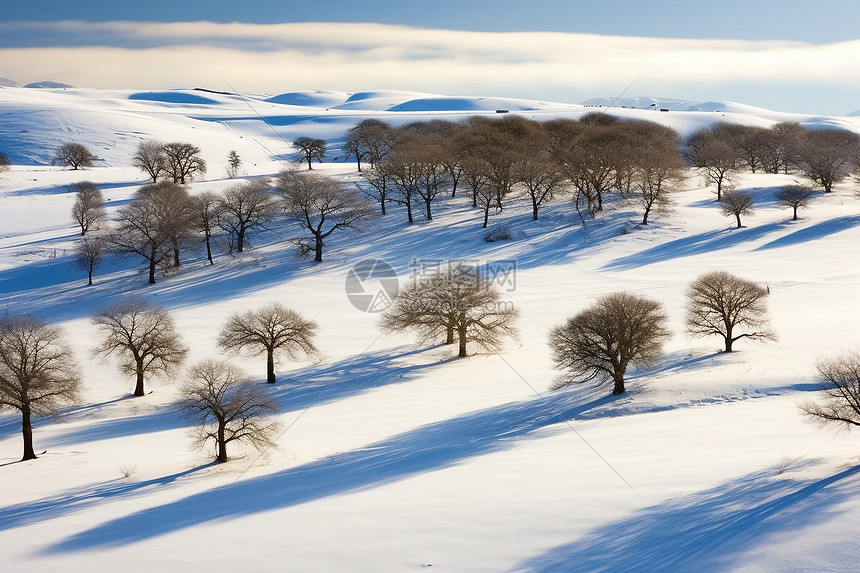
left=1, top=86, right=860, bottom=572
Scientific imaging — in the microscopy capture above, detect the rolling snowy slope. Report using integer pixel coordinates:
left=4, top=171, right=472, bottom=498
left=1, top=86, right=860, bottom=572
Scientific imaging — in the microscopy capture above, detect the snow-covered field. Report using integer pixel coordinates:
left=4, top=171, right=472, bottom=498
left=1, top=86, right=860, bottom=572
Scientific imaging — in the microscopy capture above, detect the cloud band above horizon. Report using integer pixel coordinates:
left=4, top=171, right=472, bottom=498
left=1, top=21, right=858, bottom=115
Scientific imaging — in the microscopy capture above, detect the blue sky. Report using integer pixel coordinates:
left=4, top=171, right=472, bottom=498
left=2, top=1, right=859, bottom=114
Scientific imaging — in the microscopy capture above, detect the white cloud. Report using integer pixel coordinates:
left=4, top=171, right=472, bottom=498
left=1, top=21, right=858, bottom=113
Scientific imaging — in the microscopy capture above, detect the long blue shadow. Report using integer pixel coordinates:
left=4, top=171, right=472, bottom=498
left=513, top=463, right=860, bottom=572
left=603, top=222, right=787, bottom=271
left=0, top=464, right=214, bottom=532
left=46, top=347, right=441, bottom=447
left=756, top=215, right=860, bottom=250
left=44, top=390, right=618, bottom=552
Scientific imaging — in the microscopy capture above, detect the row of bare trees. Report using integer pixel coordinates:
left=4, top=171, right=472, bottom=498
left=71, top=166, right=373, bottom=284
left=0, top=299, right=318, bottom=463
left=686, top=121, right=860, bottom=197
left=549, top=271, right=776, bottom=394
left=348, top=114, right=687, bottom=227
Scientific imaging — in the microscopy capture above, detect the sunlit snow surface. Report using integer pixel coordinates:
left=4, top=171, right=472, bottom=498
left=1, top=86, right=860, bottom=572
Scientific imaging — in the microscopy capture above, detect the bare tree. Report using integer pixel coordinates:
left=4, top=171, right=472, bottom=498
left=549, top=292, right=670, bottom=395
left=75, top=234, right=106, bottom=285
left=794, top=127, right=860, bottom=193
left=360, top=163, right=393, bottom=215
left=178, top=359, right=281, bottom=463
left=217, top=302, right=318, bottom=384
left=0, top=315, right=82, bottom=460
left=685, top=125, right=740, bottom=200
left=191, top=191, right=222, bottom=265
left=720, top=189, right=755, bottom=228
left=344, top=119, right=395, bottom=171
left=92, top=299, right=188, bottom=397
left=0, top=151, right=10, bottom=172
left=71, top=181, right=106, bottom=236
left=293, top=136, right=327, bottom=170
left=217, top=178, right=276, bottom=253
left=277, top=170, right=373, bottom=262
left=380, top=264, right=519, bottom=358
left=800, top=352, right=860, bottom=428
left=109, top=181, right=183, bottom=283
left=226, top=150, right=242, bottom=178
left=133, top=141, right=167, bottom=183
left=775, top=185, right=816, bottom=220
left=53, top=142, right=94, bottom=170
left=686, top=271, right=776, bottom=353
left=162, top=142, right=207, bottom=184
left=629, top=125, right=685, bottom=224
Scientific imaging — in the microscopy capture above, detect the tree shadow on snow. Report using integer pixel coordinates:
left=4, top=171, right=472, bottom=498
left=0, top=463, right=215, bottom=532
left=512, top=461, right=860, bottom=573
left=602, top=222, right=788, bottom=271
left=43, top=389, right=623, bottom=552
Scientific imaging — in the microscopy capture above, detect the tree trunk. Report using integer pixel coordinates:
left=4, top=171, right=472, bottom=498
left=21, top=406, right=37, bottom=461
left=236, top=228, right=245, bottom=253
left=642, top=208, right=650, bottom=225
left=134, top=363, right=146, bottom=396
left=735, top=213, right=742, bottom=228
left=87, top=270, right=93, bottom=285
left=482, top=206, right=490, bottom=229
left=457, top=323, right=468, bottom=358
left=148, top=259, right=157, bottom=284
left=266, top=349, right=276, bottom=383
left=217, top=422, right=228, bottom=463
left=205, top=231, right=213, bottom=264
left=612, top=376, right=626, bottom=395
left=792, top=206, right=799, bottom=220
left=446, top=324, right=454, bottom=345
left=425, top=198, right=432, bottom=221
left=314, top=235, right=324, bottom=262
left=532, top=201, right=539, bottom=221
left=406, top=199, right=414, bottom=224
left=173, top=248, right=181, bottom=268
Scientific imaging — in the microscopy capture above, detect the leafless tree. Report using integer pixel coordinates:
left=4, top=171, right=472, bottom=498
left=794, top=127, right=860, bottom=193
left=162, top=142, right=207, bottom=184
left=75, top=234, right=106, bottom=285
left=761, top=122, right=805, bottom=174
left=293, top=137, right=327, bottom=170
left=685, top=125, right=740, bottom=200
left=686, top=270, right=776, bottom=353
left=92, top=299, right=188, bottom=397
left=0, top=151, right=10, bottom=172
left=513, top=128, right=566, bottom=221
left=109, top=181, right=186, bottom=283
left=191, top=191, right=222, bottom=265
left=800, top=352, right=860, bottom=429
left=719, top=124, right=768, bottom=173
left=217, top=302, right=318, bottom=384
left=344, top=119, right=396, bottom=171
left=53, top=142, right=94, bottom=170
left=0, top=315, right=82, bottom=460
left=549, top=292, right=670, bottom=395
left=133, top=141, right=167, bottom=183
left=217, top=178, right=276, bottom=253
left=627, top=123, right=685, bottom=224
left=360, top=163, right=394, bottom=215
left=226, top=150, right=242, bottom=178
left=178, top=359, right=281, bottom=463
left=380, top=264, right=519, bottom=358
left=720, top=189, right=755, bottom=228
left=775, top=185, right=816, bottom=220
left=276, top=169, right=374, bottom=262
left=71, top=181, right=106, bottom=236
